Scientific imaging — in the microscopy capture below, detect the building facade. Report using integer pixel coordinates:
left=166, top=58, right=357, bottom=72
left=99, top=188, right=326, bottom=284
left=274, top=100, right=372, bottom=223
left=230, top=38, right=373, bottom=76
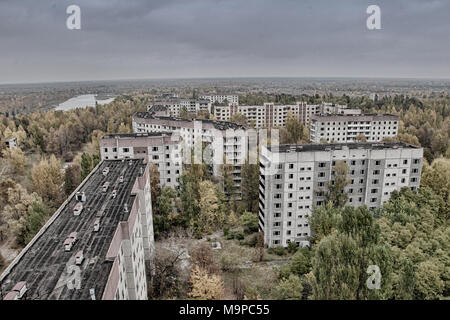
left=100, top=133, right=183, bottom=189
left=1, top=159, right=155, bottom=300
left=147, top=98, right=211, bottom=117
left=132, top=112, right=248, bottom=197
left=259, top=142, right=423, bottom=247
left=213, top=102, right=361, bottom=128
left=310, top=114, right=399, bottom=143
left=200, top=94, right=239, bottom=105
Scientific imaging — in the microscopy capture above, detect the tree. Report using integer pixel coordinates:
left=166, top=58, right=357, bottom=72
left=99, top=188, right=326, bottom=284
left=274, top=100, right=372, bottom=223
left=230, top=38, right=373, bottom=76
left=286, top=247, right=313, bottom=276
left=239, top=211, right=259, bottom=234
left=20, top=199, right=49, bottom=245
left=64, top=164, right=81, bottom=196
left=420, top=158, right=450, bottom=208
left=191, top=242, right=220, bottom=275
left=272, top=275, right=303, bottom=300
left=354, top=133, right=367, bottom=142
left=284, top=116, right=304, bottom=144
left=220, top=157, right=235, bottom=200
left=149, top=163, right=161, bottom=215
left=117, top=122, right=129, bottom=133
left=196, top=180, right=226, bottom=234
left=0, top=251, right=5, bottom=271
left=230, top=113, right=247, bottom=126
left=154, top=186, right=177, bottom=237
left=179, top=172, right=199, bottom=228
left=309, top=205, right=393, bottom=300
left=31, top=155, right=63, bottom=208
left=2, top=147, right=26, bottom=174
left=80, top=152, right=93, bottom=181
left=188, top=265, right=224, bottom=300
left=255, top=231, right=265, bottom=262
left=325, top=160, right=350, bottom=207
left=241, top=160, right=259, bottom=213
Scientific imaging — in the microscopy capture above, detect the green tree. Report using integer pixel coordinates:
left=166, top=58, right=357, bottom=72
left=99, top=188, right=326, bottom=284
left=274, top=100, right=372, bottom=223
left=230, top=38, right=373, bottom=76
left=154, top=186, right=177, bottom=237
left=239, top=211, right=259, bottom=234
left=20, top=199, right=49, bottom=245
left=241, top=160, right=259, bottom=213
left=272, top=275, right=303, bottom=300
left=80, top=152, right=93, bottom=181
left=325, top=160, right=350, bottom=207
left=310, top=206, right=393, bottom=300
left=64, top=164, right=81, bottom=196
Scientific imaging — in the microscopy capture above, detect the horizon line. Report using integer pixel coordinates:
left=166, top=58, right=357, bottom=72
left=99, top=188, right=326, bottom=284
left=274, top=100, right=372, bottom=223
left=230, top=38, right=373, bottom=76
left=1, top=75, right=450, bottom=87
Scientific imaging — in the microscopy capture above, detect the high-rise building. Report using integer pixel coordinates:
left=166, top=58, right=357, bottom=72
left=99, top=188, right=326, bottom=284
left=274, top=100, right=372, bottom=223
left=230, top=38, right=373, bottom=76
left=200, top=94, right=239, bottom=105
left=100, top=132, right=183, bottom=189
left=147, top=98, right=211, bottom=117
left=258, top=142, right=423, bottom=247
left=1, top=159, right=155, bottom=300
left=132, top=112, right=248, bottom=198
left=213, top=102, right=361, bottom=128
left=310, top=114, right=399, bottom=143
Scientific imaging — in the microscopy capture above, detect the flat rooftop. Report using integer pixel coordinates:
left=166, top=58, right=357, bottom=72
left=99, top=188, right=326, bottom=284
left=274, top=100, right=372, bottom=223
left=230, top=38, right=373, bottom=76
left=133, top=111, right=245, bottom=131
left=311, top=113, right=399, bottom=121
left=0, top=159, right=147, bottom=300
left=101, top=132, right=173, bottom=139
left=267, top=142, right=421, bottom=153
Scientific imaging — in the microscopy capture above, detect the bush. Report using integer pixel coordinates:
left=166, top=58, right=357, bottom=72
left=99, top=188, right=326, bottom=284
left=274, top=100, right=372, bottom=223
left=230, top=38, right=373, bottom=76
left=272, top=275, right=303, bottom=300
left=0, top=252, right=5, bottom=270
left=287, top=242, right=298, bottom=254
left=239, top=212, right=259, bottom=234
left=240, top=233, right=258, bottom=247
left=225, top=227, right=244, bottom=240
left=268, top=246, right=287, bottom=256
left=191, top=242, right=220, bottom=275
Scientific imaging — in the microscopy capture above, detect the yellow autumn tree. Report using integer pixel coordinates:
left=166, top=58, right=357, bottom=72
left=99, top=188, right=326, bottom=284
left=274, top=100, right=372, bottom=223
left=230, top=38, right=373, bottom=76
left=2, top=147, right=26, bottom=174
left=188, top=265, right=224, bottom=300
left=31, top=155, right=63, bottom=208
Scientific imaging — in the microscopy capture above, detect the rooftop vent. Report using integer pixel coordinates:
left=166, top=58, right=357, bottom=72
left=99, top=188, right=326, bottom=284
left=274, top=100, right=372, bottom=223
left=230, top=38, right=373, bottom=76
left=73, top=202, right=84, bottom=216
left=124, top=203, right=128, bottom=213
left=89, top=288, right=96, bottom=301
left=75, top=192, right=86, bottom=202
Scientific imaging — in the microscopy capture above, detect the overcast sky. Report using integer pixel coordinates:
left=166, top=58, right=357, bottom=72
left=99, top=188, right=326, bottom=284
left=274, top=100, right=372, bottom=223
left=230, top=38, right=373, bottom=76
left=0, top=0, right=449, bottom=84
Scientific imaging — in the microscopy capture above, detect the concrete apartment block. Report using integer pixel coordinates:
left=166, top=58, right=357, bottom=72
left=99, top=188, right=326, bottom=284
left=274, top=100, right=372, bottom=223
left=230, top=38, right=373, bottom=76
left=100, top=132, right=182, bottom=190
left=132, top=112, right=247, bottom=198
left=1, top=159, right=155, bottom=300
left=310, top=114, right=399, bottom=143
left=258, top=142, right=423, bottom=247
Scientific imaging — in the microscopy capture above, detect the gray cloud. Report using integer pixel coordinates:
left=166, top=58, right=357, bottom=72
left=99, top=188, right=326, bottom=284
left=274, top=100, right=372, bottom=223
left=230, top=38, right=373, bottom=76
left=0, top=0, right=449, bottom=84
